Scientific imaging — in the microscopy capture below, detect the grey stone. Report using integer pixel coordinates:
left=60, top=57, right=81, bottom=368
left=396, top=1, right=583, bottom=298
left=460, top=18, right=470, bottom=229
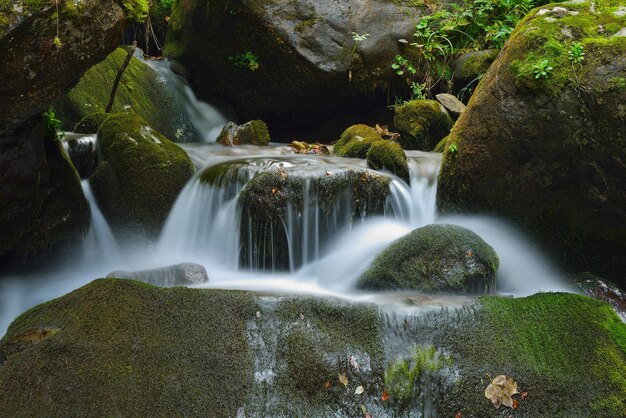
left=107, top=262, right=209, bottom=286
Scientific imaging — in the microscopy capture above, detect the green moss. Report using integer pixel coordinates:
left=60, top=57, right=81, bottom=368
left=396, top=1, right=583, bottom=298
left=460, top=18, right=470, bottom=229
left=365, top=140, right=409, bottom=183
left=74, top=112, right=109, bottom=134
left=394, top=99, right=453, bottom=151
left=455, top=49, right=499, bottom=80
left=0, top=279, right=257, bottom=417
left=434, top=134, right=449, bottom=152
left=333, top=124, right=382, bottom=158
left=358, top=224, right=499, bottom=293
left=199, top=161, right=250, bottom=187
left=55, top=48, right=194, bottom=142
left=90, top=113, right=194, bottom=237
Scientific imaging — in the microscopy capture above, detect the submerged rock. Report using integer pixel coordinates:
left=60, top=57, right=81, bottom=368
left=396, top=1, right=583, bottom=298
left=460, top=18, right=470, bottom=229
left=107, top=263, right=209, bottom=286
left=90, top=113, right=194, bottom=240
left=216, top=120, right=271, bottom=146
left=393, top=100, right=453, bottom=151
left=0, top=0, right=124, bottom=135
left=54, top=48, right=197, bottom=142
left=0, top=280, right=624, bottom=417
left=357, top=224, right=499, bottom=294
left=437, top=0, right=626, bottom=287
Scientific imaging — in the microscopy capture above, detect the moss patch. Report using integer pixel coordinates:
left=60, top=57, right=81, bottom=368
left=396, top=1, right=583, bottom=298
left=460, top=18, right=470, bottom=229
left=366, top=140, right=409, bottom=183
left=333, top=124, right=382, bottom=158
left=0, top=279, right=257, bottom=417
left=90, top=113, right=194, bottom=238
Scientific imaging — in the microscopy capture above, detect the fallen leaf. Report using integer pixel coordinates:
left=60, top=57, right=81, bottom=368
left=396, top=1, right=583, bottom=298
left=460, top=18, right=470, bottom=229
left=364, top=414, right=372, bottom=418
left=271, top=188, right=277, bottom=194
left=521, top=391, right=528, bottom=399
left=381, top=391, right=389, bottom=402
left=299, top=313, right=305, bottom=321
left=323, top=381, right=332, bottom=389
left=355, top=386, right=364, bottom=395
left=255, top=311, right=261, bottom=318
left=455, top=412, right=462, bottom=418
left=485, top=374, right=519, bottom=409
left=349, top=355, right=360, bottom=371
left=513, top=399, right=518, bottom=409
left=338, top=372, right=349, bottom=387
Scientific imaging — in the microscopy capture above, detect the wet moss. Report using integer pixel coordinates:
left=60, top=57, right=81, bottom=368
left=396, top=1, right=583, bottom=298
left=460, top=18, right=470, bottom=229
left=90, top=113, right=194, bottom=238
left=358, top=224, right=499, bottom=294
left=333, top=124, right=382, bottom=158
left=366, top=140, right=410, bottom=183
left=74, top=112, right=109, bottom=134
left=0, top=279, right=257, bottom=417
left=55, top=48, right=196, bottom=141
left=393, top=99, right=453, bottom=151
left=433, top=293, right=626, bottom=416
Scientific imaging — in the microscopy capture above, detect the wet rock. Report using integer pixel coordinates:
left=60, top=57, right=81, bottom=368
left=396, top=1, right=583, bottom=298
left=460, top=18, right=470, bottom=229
left=575, top=273, right=626, bottom=321
left=435, top=93, right=466, bottom=119
left=366, top=140, right=409, bottom=183
left=393, top=100, right=453, bottom=151
left=0, top=0, right=125, bottom=135
left=357, top=224, right=499, bottom=294
left=107, top=262, right=209, bottom=286
left=451, top=49, right=499, bottom=94
left=216, top=120, right=270, bottom=146
left=333, top=124, right=382, bottom=158
left=437, top=1, right=626, bottom=287
left=64, top=134, right=98, bottom=179
left=90, top=113, right=194, bottom=240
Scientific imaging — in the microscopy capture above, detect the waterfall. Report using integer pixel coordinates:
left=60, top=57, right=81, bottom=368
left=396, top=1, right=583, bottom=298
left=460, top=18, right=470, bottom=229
left=146, top=59, right=228, bottom=143
left=81, top=180, right=120, bottom=264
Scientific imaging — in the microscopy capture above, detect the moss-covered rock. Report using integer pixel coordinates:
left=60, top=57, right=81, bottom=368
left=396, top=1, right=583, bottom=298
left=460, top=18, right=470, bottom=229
left=0, top=0, right=125, bottom=136
left=451, top=49, right=500, bottom=94
left=393, top=99, right=453, bottom=151
left=216, top=120, right=270, bottom=146
left=366, top=140, right=410, bottom=183
left=239, top=167, right=391, bottom=270
left=358, top=224, right=499, bottom=294
left=90, top=113, right=194, bottom=239
left=431, top=293, right=626, bottom=417
left=0, top=279, right=257, bottom=417
left=0, top=117, right=90, bottom=266
left=333, top=124, right=382, bottom=158
left=437, top=0, right=626, bottom=287
left=54, top=48, right=197, bottom=142
left=74, top=112, right=109, bottom=134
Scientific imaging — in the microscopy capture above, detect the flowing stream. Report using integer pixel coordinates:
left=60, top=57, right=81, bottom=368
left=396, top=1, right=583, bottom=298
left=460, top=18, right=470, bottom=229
left=0, top=62, right=573, bottom=336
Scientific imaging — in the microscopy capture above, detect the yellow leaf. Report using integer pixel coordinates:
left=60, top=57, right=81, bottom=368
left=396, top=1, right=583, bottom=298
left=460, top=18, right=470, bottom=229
left=485, top=374, right=519, bottom=409
left=338, top=372, right=348, bottom=387
left=355, top=385, right=364, bottom=395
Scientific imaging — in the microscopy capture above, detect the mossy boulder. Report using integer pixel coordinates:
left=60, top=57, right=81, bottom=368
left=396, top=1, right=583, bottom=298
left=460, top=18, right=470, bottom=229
left=0, top=279, right=257, bottom=417
left=239, top=167, right=391, bottom=270
left=437, top=0, right=626, bottom=287
left=451, top=49, right=499, bottom=94
left=393, top=99, right=453, bottom=151
left=74, top=112, right=109, bottom=134
left=54, top=48, right=197, bottom=142
left=333, top=124, right=382, bottom=158
left=366, top=140, right=410, bottom=183
left=164, top=0, right=420, bottom=136
left=216, top=120, right=270, bottom=146
left=0, top=0, right=125, bottom=136
left=0, top=117, right=90, bottom=267
left=358, top=224, right=499, bottom=294
left=90, top=113, right=194, bottom=239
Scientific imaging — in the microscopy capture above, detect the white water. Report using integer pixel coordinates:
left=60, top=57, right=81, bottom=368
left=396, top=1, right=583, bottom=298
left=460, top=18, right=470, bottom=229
left=147, top=59, right=228, bottom=142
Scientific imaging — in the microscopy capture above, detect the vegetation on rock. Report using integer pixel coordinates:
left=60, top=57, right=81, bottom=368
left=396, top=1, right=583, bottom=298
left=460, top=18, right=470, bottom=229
left=366, top=140, right=410, bottom=183
left=394, top=99, right=453, bottom=150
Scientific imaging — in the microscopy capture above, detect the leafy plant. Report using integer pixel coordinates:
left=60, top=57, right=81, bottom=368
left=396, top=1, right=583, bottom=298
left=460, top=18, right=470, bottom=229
left=350, top=32, right=370, bottom=56
left=568, top=42, right=585, bottom=64
left=42, top=108, right=64, bottom=141
left=122, top=0, right=149, bottom=22
left=229, top=51, right=260, bottom=72
left=532, top=59, right=553, bottom=79
left=391, top=54, right=417, bottom=77
left=448, top=141, right=458, bottom=154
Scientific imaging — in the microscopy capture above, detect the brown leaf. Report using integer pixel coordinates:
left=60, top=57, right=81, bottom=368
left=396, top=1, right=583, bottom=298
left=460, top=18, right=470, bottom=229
left=381, top=391, right=389, bottom=402
left=338, top=372, right=349, bottom=387
left=323, top=381, right=332, bottom=389
left=455, top=412, right=462, bottom=418
left=485, top=374, right=519, bottom=409
left=521, top=391, right=528, bottom=399
left=513, top=399, right=518, bottom=409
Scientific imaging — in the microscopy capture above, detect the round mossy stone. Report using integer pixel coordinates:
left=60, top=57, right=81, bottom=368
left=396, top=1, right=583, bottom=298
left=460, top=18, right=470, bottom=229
left=393, top=99, right=453, bottom=151
left=366, top=140, right=409, bottom=183
left=333, top=124, right=382, bottom=158
left=357, top=224, right=499, bottom=294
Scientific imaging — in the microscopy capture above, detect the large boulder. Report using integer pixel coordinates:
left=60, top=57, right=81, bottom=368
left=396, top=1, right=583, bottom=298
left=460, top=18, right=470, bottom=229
left=393, top=99, right=453, bottom=150
left=54, top=48, right=198, bottom=142
left=0, top=119, right=89, bottom=266
left=237, top=167, right=391, bottom=270
left=0, top=0, right=125, bottom=135
left=0, top=279, right=624, bottom=417
left=164, top=0, right=424, bottom=135
left=90, top=113, right=194, bottom=239
left=437, top=1, right=626, bottom=286
left=216, top=120, right=270, bottom=146
left=357, top=224, right=499, bottom=294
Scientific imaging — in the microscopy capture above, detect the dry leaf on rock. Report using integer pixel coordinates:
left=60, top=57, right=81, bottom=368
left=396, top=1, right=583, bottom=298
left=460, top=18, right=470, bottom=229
left=485, top=374, right=519, bottom=409
left=338, top=372, right=349, bottom=387
left=355, top=386, right=364, bottom=395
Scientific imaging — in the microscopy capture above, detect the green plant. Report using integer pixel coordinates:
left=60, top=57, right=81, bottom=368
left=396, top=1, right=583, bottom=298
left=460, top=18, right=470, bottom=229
left=568, top=42, right=585, bottom=64
left=448, top=141, right=458, bottom=154
left=350, top=32, right=370, bottom=56
left=42, top=108, right=64, bottom=141
left=228, top=51, right=260, bottom=72
left=410, top=82, right=427, bottom=100
left=53, top=0, right=62, bottom=48
left=392, top=54, right=417, bottom=77
left=122, top=0, right=149, bottom=22
left=532, top=59, right=553, bottom=79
